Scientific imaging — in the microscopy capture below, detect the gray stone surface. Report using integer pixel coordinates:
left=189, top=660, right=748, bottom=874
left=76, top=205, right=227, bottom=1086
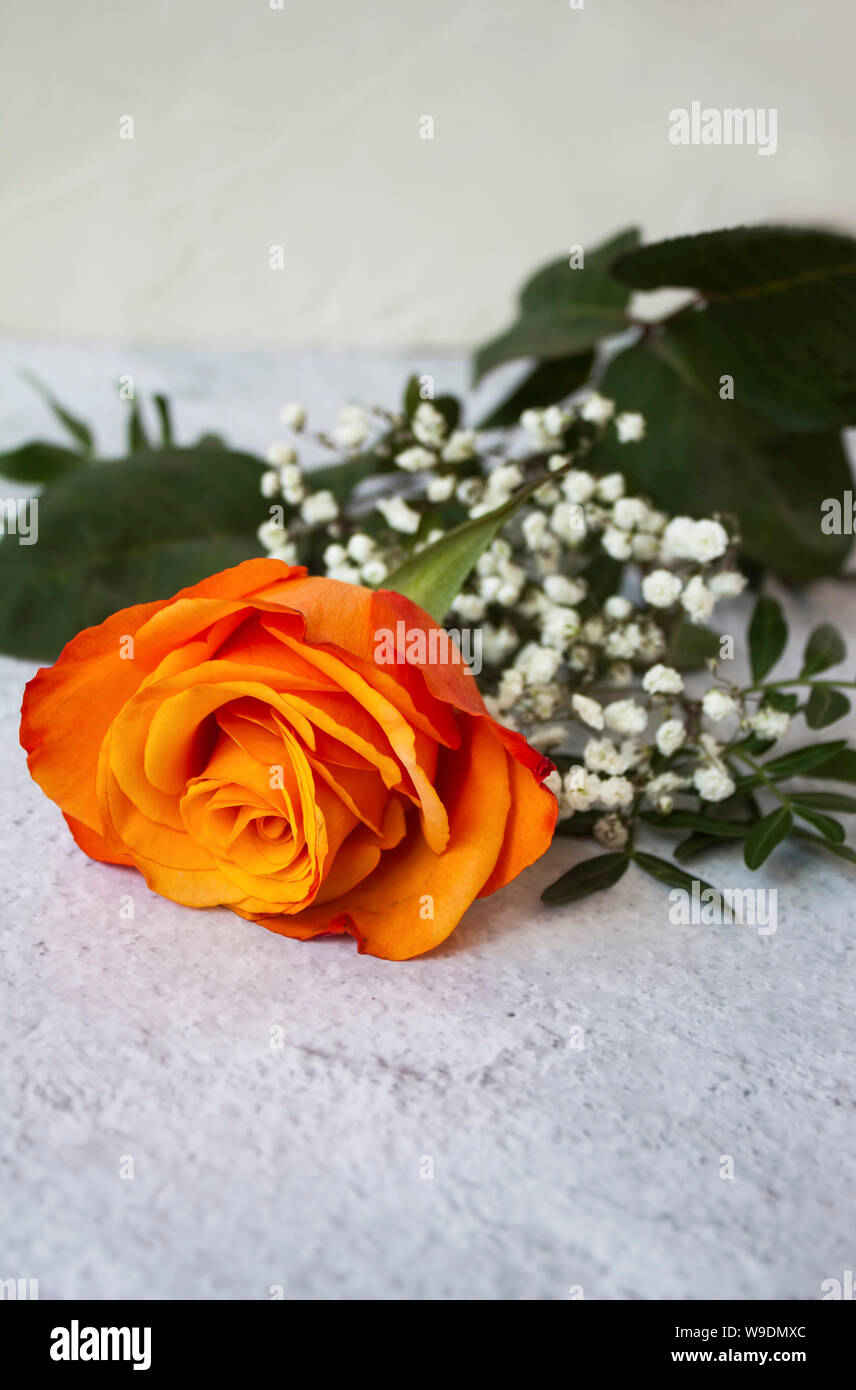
left=1, top=342, right=854, bottom=1300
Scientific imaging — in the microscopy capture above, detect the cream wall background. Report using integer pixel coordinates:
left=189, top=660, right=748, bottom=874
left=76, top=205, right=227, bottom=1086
left=1, top=0, right=853, bottom=348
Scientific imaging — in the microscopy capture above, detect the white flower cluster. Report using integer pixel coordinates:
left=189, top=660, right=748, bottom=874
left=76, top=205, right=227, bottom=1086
left=256, top=388, right=785, bottom=837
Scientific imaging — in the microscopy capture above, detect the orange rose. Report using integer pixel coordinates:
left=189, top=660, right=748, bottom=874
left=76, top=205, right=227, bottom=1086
left=20, top=559, right=556, bottom=959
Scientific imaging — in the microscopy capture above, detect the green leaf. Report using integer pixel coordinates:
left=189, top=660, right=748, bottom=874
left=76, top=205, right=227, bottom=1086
left=800, top=623, right=846, bottom=678
left=595, top=325, right=853, bottom=580
left=153, top=394, right=174, bottom=447
left=611, top=225, right=856, bottom=429
left=790, top=791, right=856, bottom=812
left=766, top=690, right=799, bottom=714
left=477, top=352, right=595, bottom=429
left=791, top=828, right=856, bottom=865
left=805, top=748, right=856, bottom=783
left=762, top=740, right=848, bottom=780
left=473, top=228, right=639, bottom=384
left=667, top=617, right=721, bottom=670
left=632, top=851, right=719, bottom=896
left=743, top=806, right=793, bottom=868
left=385, top=463, right=569, bottom=623
left=21, top=369, right=95, bottom=457
left=127, top=398, right=152, bottom=452
left=541, top=851, right=629, bottom=905
left=805, top=685, right=851, bottom=729
left=0, top=441, right=86, bottom=484
left=674, top=832, right=720, bottom=862
left=792, top=806, right=846, bottom=843
left=0, top=447, right=266, bottom=661
left=748, top=595, right=788, bottom=682
left=641, top=810, right=751, bottom=838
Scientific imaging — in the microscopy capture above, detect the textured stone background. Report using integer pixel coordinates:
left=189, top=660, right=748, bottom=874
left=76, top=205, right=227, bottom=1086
left=1, top=345, right=854, bottom=1299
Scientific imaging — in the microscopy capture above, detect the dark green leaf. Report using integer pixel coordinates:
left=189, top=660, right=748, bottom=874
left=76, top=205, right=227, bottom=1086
left=0, top=441, right=86, bottom=484
left=632, top=850, right=719, bottom=895
left=667, top=617, right=721, bottom=670
left=0, top=448, right=266, bottom=661
left=792, top=807, right=846, bottom=843
left=127, top=398, right=152, bottom=452
left=800, top=623, right=846, bottom=678
left=611, top=225, right=856, bottom=429
left=674, top=832, right=720, bottom=862
left=805, top=685, right=851, bottom=729
left=805, top=748, right=856, bottom=783
left=595, top=327, right=852, bottom=580
left=554, top=810, right=601, bottom=836
left=791, top=791, right=856, bottom=813
left=743, top=806, right=793, bottom=868
left=21, top=369, right=95, bottom=456
left=473, top=228, right=639, bottom=383
left=791, top=828, right=856, bottom=865
left=541, top=852, right=629, bottom=905
left=641, top=810, right=751, bottom=838
left=766, top=690, right=799, bottom=714
left=763, top=740, right=847, bottom=779
left=748, top=595, right=788, bottom=682
left=153, top=394, right=174, bottom=447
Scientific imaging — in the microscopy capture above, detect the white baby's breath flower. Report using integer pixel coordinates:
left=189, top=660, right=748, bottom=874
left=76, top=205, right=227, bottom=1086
left=604, top=595, right=633, bottom=621
left=645, top=771, right=689, bottom=813
left=563, top=767, right=601, bottom=811
left=426, top=474, right=455, bottom=502
left=702, top=689, right=737, bottom=722
left=540, top=604, right=581, bottom=652
left=532, top=724, right=568, bottom=753
left=481, top=623, right=520, bottom=665
left=346, top=532, right=376, bottom=565
left=300, top=490, right=339, bottom=526
left=572, top=693, right=605, bottom=730
left=584, top=737, right=634, bottom=775
left=615, top=412, right=646, bottom=443
left=361, top=558, right=388, bottom=585
left=267, top=442, right=298, bottom=467
left=597, top=776, right=635, bottom=810
left=451, top=592, right=486, bottom=622
left=497, top=667, right=525, bottom=710
left=632, top=532, right=660, bottom=561
left=376, top=495, right=421, bottom=534
left=642, top=569, right=682, bottom=609
left=604, top=622, right=642, bottom=659
left=490, top=462, right=524, bottom=492
left=269, top=542, right=298, bottom=566
left=411, top=401, right=447, bottom=447
left=694, top=766, right=736, bottom=802
left=323, top=542, right=347, bottom=568
left=257, top=519, right=288, bottom=550
left=395, top=446, right=435, bottom=473
left=441, top=428, right=478, bottom=463
left=597, top=473, right=626, bottom=503
left=662, top=516, right=728, bottom=564
left=550, top=501, right=587, bottom=546
left=581, top=393, right=615, bottom=425
left=681, top=574, right=715, bottom=622
left=643, top=664, right=684, bottom=696
left=594, top=813, right=629, bottom=849
left=656, top=719, right=686, bottom=757
left=514, top=642, right=562, bottom=685
left=544, top=768, right=563, bottom=797
left=612, top=497, right=649, bottom=531
left=278, top=463, right=302, bottom=491
left=604, top=698, right=648, bottom=735
left=543, top=573, right=587, bottom=606
left=279, top=402, right=306, bottom=431
left=333, top=405, right=370, bottom=450
left=561, top=470, right=597, bottom=504
left=709, top=570, right=747, bottom=598
left=602, top=525, right=633, bottom=561
left=260, top=470, right=281, bottom=498
left=750, top=706, right=791, bottom=740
